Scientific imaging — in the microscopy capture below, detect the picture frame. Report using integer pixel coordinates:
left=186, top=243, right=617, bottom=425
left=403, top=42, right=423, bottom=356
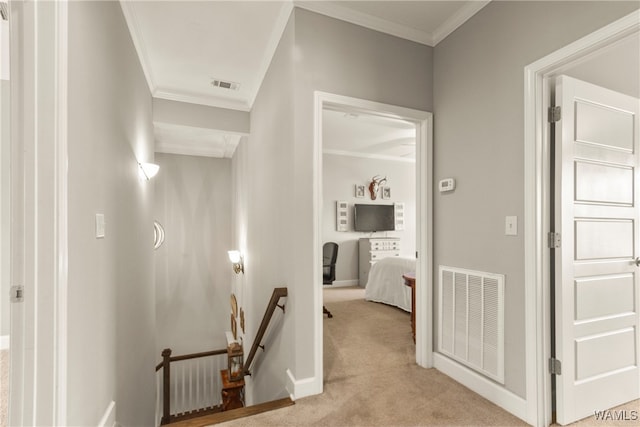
left=382, top=186, right=391, bottom=199
left=355, top=184, right=365, bottom=198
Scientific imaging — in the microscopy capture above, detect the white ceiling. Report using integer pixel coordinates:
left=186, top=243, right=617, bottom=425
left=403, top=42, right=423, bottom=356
left=122, top=0, right=490, bottom=113
left=323, top=109, right=416, bottom=161
left=122, top=1, right=489, bottom=159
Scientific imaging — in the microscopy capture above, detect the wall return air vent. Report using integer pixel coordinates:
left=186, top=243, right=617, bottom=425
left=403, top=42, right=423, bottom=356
left=211, top=79, right=240, bottom=91
left=438, top=265, right=505, bottom=384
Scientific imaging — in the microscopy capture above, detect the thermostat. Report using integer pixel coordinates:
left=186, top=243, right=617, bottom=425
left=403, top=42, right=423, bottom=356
left=439, top=178, right=456, bottom=192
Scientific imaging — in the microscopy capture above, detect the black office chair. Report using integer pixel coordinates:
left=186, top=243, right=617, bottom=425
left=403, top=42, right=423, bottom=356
left=323, top=242, right=338, bottom=318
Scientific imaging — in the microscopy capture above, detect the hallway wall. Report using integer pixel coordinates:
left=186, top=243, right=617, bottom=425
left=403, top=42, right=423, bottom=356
left=67, top=1, right=156, bottom=425
left=433, top=0, right=639, bottom=399
left=154, top=153, right=232, bottom=355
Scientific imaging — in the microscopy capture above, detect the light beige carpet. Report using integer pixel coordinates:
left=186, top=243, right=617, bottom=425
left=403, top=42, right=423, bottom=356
left=1, top=349, right=8, bottom=427
left=220, top=287, right=528, bottom=426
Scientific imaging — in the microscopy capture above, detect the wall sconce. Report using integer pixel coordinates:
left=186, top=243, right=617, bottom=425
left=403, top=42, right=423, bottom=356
left=228, top=250, right=244, bottom=274
left=138, top=162, right=160, bottom=180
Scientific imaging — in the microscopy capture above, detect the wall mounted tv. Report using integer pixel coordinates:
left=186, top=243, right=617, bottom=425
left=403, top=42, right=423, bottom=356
left=354, top=204, right=395, bottom=232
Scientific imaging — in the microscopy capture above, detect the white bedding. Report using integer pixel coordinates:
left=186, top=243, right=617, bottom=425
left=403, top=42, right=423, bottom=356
left=364, top=257, right=416, bottom=312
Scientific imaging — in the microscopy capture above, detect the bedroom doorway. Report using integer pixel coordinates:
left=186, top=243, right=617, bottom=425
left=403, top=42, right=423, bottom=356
left=312, top=92, right=433, bottom=395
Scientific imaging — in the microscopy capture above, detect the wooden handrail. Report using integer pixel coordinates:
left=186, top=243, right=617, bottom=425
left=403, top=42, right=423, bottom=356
left=155, top=348, right=227, bottom=371
left=243, top=287, right=288, bottom=376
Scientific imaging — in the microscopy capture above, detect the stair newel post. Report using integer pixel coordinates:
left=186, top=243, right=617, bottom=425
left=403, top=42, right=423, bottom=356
left=161, top=348, right=172, bottom=425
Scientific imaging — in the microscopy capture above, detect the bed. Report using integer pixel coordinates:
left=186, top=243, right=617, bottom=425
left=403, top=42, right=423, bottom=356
left=364, top=257, right=416, bottom=312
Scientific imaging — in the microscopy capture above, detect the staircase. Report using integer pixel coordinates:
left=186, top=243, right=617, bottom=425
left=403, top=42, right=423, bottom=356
left=170, top=398, right=294, bottom=427
left=155, top=287, right=289, bottom=426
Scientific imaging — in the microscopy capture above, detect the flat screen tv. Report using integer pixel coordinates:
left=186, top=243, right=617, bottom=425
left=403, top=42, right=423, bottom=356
left=354, top=204, right=395, bottom=232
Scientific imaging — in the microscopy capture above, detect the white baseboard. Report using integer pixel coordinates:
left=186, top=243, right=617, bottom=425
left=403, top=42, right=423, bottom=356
left=433, top=353, right=528, bottom=423
left=324, top=279, right=359, bottom=288
left=98, top=400, right=116, bottom=427
left=0, top=335, right=9, bottom=350
left=286, top=369, right=321, bottom=401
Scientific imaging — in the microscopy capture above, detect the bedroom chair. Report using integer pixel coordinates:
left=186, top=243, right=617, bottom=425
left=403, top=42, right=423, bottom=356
left=322, top=242, right=338, bottom=318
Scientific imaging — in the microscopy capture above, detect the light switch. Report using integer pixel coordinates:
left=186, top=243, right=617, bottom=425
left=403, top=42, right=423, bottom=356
left=505, top=216, right=517, bottom=236
left=96, top=213, right=105, bottom=239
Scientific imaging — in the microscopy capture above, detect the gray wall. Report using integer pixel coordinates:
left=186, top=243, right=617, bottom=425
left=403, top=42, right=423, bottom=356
left=433, top=0, right=639, bottom=399
left=322, top=154, right=416, bottom=283
left=67, top=2, right=156, bottom=425
left=154, top=153, right=232, bottom=354
left=233, top=7, right=433, bottom=403
left=563, top=32, right=639, bottom=98
left=231, top=15, right=296, bottom=405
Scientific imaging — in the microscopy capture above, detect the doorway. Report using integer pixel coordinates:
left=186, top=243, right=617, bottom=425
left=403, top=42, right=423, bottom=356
left=312, top=91, right=433, bottom=396
left=524, top=10, right=640, bottom=427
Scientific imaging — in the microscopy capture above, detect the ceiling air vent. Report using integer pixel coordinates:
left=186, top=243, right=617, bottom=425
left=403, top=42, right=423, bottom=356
left=211, top=79, right=240, bottom=91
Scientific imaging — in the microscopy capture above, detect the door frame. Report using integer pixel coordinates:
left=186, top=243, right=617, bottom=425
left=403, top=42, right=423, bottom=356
left=9, top=1, right=68, bottom=425
left=311, top=91, right=433, bottom=395
left=524, top=10, right=640, bottom=427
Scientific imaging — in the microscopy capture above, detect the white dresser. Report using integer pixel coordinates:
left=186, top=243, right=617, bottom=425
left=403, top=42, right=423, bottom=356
left=358, top=237, right=401, bottom=286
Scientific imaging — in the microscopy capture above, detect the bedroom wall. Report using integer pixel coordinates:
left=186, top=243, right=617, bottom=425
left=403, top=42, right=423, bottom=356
left=322, top=153, right=416, bottom=284
left=154, top=153, right=232, bottom=355
left=67, top=1, right=156, bottom=425
left=433, top=0, right=639, bottom=400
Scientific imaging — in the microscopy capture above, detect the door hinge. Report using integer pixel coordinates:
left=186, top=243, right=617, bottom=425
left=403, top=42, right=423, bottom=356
left=10, top=285, right=24, bottom=303
left=548, top=232, right=561, bottom=248
left=548, top=106, right=561, bottom=123
left=549, top=358, right=562, bottom=375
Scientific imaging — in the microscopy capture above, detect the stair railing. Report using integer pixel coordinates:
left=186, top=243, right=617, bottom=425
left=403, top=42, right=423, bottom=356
left=155, top=347, right=227, bottom=425
left=243, top=287, right=288, bottom=376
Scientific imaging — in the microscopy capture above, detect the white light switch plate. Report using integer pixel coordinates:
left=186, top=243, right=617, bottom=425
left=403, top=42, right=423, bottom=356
left=505, top=216, right=517, bottom=236
left=96, top=213, right=105, bottom=238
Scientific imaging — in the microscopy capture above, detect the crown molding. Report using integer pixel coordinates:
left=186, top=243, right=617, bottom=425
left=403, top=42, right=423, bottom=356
left=119, top=0, right=156, bottom=94
left=294, top=1, right=434, bottom=46
left=153, top=89, right=252, bottom=112
left=323, top=149, right=415, bottom=163
left=432, top=1, right=491, bottom=45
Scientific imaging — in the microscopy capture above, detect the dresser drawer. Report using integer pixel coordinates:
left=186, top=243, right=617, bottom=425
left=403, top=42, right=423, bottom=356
left=370, top=250, right=400, bottom=260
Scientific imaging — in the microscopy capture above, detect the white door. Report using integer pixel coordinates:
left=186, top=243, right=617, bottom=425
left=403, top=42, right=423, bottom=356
left=554, top=75, right=640, bottom=424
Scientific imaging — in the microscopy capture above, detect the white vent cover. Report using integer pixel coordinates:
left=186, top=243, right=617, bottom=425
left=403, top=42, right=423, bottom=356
left=211, top=79, right=240, bottom=91
left=438, top=265, right=505, bottom=384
